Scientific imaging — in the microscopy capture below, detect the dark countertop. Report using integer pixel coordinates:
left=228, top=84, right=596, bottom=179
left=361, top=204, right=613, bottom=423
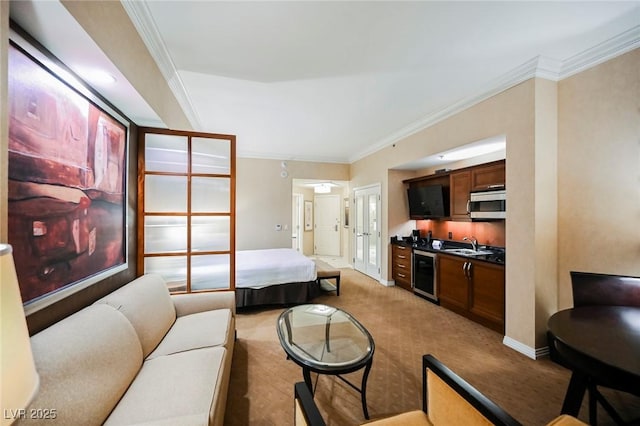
left=391, top=237, right=505, bottom=265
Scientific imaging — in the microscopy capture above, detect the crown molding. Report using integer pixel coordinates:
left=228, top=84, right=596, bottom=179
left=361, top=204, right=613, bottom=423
left=120, top=0, right=202, bottom=130
left=237, top=149, right=349, bottom=164
left=350, top=27, right=639, bottom=164
left=118, top=5, right=638, bottom=164
left=559, top=24, right=640, bottom=79
left=349, top=56, right=551, bottom=163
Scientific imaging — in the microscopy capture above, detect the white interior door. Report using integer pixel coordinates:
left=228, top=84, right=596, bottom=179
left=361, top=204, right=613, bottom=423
left=353, top=185, right=381, bottom=279
left=314, top=195, right=340, bottom=256
left=292, top=193, right=303, bottom=251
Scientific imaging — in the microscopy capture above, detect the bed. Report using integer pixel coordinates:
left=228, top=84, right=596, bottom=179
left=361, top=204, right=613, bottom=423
left=233, top=248, right=321, bottom=308
left=186, top=248, right=321, bottom=307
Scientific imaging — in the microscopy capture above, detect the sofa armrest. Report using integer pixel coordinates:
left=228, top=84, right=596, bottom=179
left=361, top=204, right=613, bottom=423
left=171, top=291, right=236, bottom=317
left=294, top=383, right=326, bottom=426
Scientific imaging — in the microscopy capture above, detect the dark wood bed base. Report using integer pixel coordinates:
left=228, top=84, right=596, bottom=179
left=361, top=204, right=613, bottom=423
left=235, top=280, right=321, bottom=309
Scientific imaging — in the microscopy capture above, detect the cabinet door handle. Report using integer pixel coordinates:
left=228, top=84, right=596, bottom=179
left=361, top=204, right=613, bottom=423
left=398, top=246, right=406, bottom=250
left=398, top=273, right=406, bottom=278
left=398, top=264, right=406, bottom=268
left=463, top=262, right=472, bottom=279
left=398, top=255, right=406, bottom=259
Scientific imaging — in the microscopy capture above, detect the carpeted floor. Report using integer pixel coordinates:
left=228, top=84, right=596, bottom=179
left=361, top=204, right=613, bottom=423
left=225, top=268, right=639, bottom=425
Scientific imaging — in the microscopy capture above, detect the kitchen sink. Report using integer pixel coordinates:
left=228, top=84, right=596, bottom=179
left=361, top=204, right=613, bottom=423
left=442, top=248, right=494, bottom=256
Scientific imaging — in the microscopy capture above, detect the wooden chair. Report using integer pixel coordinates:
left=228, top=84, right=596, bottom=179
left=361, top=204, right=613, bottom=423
left=569, top=271, right=640, bottom=308
left=550, top=271, right=640, bottom=425
left=294, top=354, right=585, bottom=426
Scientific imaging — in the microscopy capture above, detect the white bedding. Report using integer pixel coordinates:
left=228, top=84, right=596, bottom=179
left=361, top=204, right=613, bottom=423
left=236, top=248, right=317, bottom=289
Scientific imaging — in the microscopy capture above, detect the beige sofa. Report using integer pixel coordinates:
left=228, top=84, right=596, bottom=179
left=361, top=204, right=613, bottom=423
left=19, top=274, right=236, bottom=425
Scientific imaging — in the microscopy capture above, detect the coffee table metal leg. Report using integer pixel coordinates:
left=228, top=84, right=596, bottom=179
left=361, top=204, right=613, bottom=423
left=361, top=358, right=373, bottom=420
left=325, top=316, right=332, bottom=352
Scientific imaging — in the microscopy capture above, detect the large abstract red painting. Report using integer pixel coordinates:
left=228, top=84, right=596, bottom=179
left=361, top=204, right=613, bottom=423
left=7, top=43, right=127, bottom=308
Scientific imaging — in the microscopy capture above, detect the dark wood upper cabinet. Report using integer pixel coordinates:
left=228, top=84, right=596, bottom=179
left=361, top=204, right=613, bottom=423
left=449, top=170, right=471, bottom=221
left=470, top=161, right=505, bottom=191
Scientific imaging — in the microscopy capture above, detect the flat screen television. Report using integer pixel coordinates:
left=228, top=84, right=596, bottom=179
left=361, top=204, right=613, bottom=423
left=407, top=185, right=449, bottom=219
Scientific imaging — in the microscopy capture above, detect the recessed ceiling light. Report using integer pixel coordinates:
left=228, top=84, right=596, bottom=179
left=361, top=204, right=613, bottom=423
left=78, top=68, right=117, bottom=86
left=439, top=141, right=506, bottom=161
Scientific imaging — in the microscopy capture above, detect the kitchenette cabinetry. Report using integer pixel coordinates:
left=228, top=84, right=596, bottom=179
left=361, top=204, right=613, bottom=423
left=438, top=254, right=469, bottom=310
left=471, top=161, right=505, bottom=191
left=391, top=244, right=412, bottom=291
left=438, top=254, right=505, bottom=333
left=449, top=170, right=471, bottom=220
left=404, top=159, right=505, bottom=222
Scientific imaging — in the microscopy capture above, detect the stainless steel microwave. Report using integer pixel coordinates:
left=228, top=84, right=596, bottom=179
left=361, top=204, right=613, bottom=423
left=469, top=189, right=506, bottom=219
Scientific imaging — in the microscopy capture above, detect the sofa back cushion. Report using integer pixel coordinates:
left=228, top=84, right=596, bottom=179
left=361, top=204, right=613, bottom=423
left=96, top=274, right=176, bottom=357
left=19, top=304, right=142, bottom=425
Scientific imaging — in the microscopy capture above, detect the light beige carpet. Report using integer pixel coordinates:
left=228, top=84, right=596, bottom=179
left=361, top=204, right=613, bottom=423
left=225, top=269, right=639, bottom=425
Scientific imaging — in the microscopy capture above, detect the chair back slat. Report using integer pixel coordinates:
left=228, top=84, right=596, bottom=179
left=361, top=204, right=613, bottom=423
left=570, top=271, right=640, bottom=308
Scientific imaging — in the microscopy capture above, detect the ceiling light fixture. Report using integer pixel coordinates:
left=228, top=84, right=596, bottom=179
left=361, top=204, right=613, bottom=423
left=78, top=68, right=117, bottom=86
left=439, top=141, right=506, bottom=161
left=314, top=183, right=331, bottom=194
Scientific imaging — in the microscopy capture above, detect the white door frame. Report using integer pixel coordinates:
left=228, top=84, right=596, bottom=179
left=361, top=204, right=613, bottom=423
left=353, top=183, right=381, bottom=280
left=292, top=193, right=303, bottom=252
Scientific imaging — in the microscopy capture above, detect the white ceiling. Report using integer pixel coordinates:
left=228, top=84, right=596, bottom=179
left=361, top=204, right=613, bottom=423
left=9, top=1, right=640, bottom=168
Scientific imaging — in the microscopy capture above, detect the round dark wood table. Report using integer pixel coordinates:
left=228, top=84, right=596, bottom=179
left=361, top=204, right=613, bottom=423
left=548, top=306, right=640, bottom=419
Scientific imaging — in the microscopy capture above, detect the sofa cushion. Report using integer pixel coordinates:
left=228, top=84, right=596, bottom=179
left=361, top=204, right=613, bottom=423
left=20, top=305, right=142, bottom=425
left=96, top=274, right=176, bottom=357
left=147, top=308, right=234, bottom=359
left=104, top=347, right=228, bottom=426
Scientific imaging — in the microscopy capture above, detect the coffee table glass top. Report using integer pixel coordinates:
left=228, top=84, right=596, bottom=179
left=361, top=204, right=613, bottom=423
left=277, top=304, right=374, bottom=370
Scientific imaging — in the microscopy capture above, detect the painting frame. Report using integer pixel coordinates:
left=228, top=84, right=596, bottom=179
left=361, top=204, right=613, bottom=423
left=8, top=28, right=130, bottom=315
left=304, top=200, right=313, bottom=231
left=344, top=198, right=349, bottom=228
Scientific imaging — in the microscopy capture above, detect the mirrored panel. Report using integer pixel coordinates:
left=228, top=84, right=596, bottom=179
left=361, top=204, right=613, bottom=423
left=192, top=216, right=230, bottom=252
left=145, top=134, right=188, bottom=173
left=144, top=216, right=187, bottom=254
left=145, top=175, right=188, bottom=212
left=191, top=254, right=230, bottom=291
left=192, top=138, right=230, bottom=175
left=192, top=177, right=230, bottom=213
left=145, top=256, right=187, bottom=292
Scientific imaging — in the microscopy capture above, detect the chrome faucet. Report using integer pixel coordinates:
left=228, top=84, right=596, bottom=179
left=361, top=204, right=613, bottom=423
left=463, top=236, right=478, bottom=251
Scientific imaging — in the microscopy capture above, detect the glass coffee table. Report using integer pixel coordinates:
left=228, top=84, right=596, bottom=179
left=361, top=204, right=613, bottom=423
left=276, top=304, right=375, bottom=419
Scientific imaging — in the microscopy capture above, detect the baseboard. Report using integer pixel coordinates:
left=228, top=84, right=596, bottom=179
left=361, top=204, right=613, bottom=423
left=502, top=336, right=550, bottom=360
left=380, top=279, right=395, bottom=287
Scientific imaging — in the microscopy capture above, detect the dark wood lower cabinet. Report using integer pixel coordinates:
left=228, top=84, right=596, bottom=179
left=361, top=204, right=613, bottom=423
left=438, top=255, right=469, bottom=312
left=391, top=244, right=412, bottom=291
left=438, top=254, right=505, bottom=334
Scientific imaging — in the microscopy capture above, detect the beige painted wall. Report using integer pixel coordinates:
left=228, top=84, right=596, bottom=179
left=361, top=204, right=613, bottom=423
left=352, top=79, right=546, bottom=348
left=61, top=1, right=191, bottom=129
left=352, top=50, right=640, bottom=351
left=4, top=1, right=637, bottom=354
left=557, top=49, right=640, bottom=308
left=237, top=158, right=349, bottom=251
